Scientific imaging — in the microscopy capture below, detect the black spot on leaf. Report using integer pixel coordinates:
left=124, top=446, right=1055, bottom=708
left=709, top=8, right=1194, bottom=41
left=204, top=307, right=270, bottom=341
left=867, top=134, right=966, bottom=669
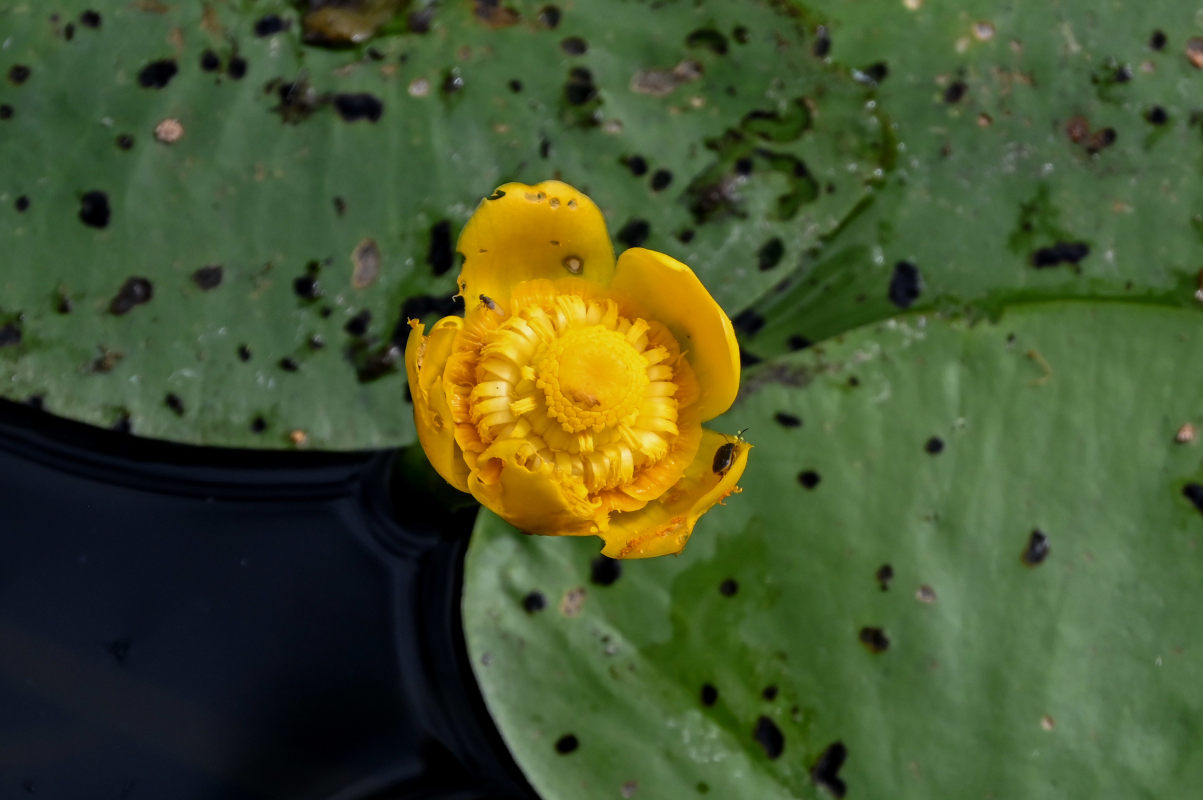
left=334, top=93, right=384, bottom=122
left=0, top=322, right=21, bottom=347
left=1021, top=529, right=1050, bottom=566
left=564, top=67, right=597, bottom=105
left=1031, top=241, right=1089, bottom=268
left=1150, top=30, right=1167, bottom=50
left=719, top=578, right=739, bottom=597
left=15, top=195, right=29, bottom=212
left=888, top=261, right=922, bottom=308
left=561, top=36, right=587, bottom=55
left=427, top=220, right=454, bottom=276
left=812, top=742, right=848, bottom=797
left=732, top=309, right=765, bottom=335
left=109, top=278, right=153, bottom=315
left=522, top=591, right=546, bottom=613
left=8, top=65, right=31, bottom=85
left=943, top=80, right=968, bottom=103
left=79, top=190, right=110, bottom=228
left=798, top=470, right=821, bottom=489
left=228, top=57, right=248, bottom=79
left=925, top=436, right=944, bottom=454
left=80, top=10, right=101, bottom=28
left=116, top=133, right=134, bottom=150
left=813, top=25, right=831, bottom=57
left=237, top=344, right=252, bottom=362
left=254, top=14, right=289, bottom=37
left=753, top=716, right=784, bottom=759
left=700, top=684, right=718, bottom=706
left=774, top=412, right=802, bottom=428
left=622, top=154, right=649, bottom=176
left=616, top=218, right=650, bottom=248
left=859, top=626, right=890, bottom=653
left=554, top=734, right=579, bottom=754
left=442, top=69, right=464, bottom=93
left=200, top=49, right=220, bottom=72
left=537, top=5, right=561, bottom=28
left=875, top=564, right=893, bottom=591
left=757, top=237, right=785, bottom=270
left=192, top=265, right=223, bottom=290
left=686, top=28, right=729, bottom=55
left=250, top=416, right=268, bottom=433
left=650, top=169, right=673, bottom=191
left=857, top=61, right=888, bottom=85
left=278, top=357, right=299, bottom=372
left=590, top=556, right=622, bottom=586
left=1085, top=127, right=1117, bottom=153
left=1183, top=483, right=1203, bottom=515
left=293, top=275, right=321, bottom=300
left=762, top=685, right=778, bottom=701
left=508, top=78, right=523, bottom=92
left=344, top=310, right=372, bottom=337
left=787, top=334, right=812, bottom=351
left=0, top=105, right=13, bottom=120
left=137, top=59, right=178, bottom=89
left=165, top=393, right=185, bottom=416
left=407, top=7, right=435, bottom=33
left=1144, top=105, right=1168, bottom=125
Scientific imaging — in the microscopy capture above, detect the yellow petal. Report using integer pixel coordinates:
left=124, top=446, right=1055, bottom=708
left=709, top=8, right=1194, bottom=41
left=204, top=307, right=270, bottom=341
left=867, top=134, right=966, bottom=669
left=467, top=438, right=603, bottom=537
left=599, top=429, right=750, bottom=559
left=456, top=181, right=616, bottom=311
left=405, top=317, right=470, bottom=492
left=609, top=248, right=740, bottom=421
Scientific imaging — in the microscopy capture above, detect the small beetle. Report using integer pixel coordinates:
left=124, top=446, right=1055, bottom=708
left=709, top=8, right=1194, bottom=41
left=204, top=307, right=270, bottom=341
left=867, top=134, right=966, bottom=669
left=711, top=429, right=748, bottom=476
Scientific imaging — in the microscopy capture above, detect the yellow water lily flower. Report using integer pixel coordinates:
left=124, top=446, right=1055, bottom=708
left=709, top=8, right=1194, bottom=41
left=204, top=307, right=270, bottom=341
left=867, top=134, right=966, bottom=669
left=405, top=180, right=749, bottom=558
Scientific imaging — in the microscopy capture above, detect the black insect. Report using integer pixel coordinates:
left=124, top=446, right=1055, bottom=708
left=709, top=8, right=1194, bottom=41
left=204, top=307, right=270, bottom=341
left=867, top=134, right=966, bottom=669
left=711, top=429, right=748, bottom=476
left=479, top=294, right=503, bottom=314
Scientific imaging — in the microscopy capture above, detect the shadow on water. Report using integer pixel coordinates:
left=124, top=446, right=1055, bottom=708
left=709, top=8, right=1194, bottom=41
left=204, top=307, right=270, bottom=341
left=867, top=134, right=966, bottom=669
left=0, top=399, right=535, bottom=800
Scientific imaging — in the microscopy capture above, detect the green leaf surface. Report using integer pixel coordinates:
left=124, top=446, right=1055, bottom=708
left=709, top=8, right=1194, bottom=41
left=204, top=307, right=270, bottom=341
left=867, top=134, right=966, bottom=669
left=465, top=301, right=1203, bottom=799
left=742, top=0, right=1203, bottom=356
left=0, top=0, right=884, bottom=447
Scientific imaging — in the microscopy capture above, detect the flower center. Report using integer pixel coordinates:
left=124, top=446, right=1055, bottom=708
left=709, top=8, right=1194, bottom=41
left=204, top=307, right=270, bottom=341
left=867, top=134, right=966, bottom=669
left=537, top=327, right=650, bottom=433
left=444, top=279, right=698, bottom=501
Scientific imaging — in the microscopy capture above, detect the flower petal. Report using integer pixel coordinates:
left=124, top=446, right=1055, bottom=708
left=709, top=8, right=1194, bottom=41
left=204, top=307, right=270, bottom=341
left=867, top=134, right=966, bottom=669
left=467, top=438, right=603, bottom=537
left=456, top=181, right=616, bottom=311
left=405, top=317, right=470, bottom=491
left=609, top=248, right=740, bottom=421
left=599, top=429, right=751, bottom=559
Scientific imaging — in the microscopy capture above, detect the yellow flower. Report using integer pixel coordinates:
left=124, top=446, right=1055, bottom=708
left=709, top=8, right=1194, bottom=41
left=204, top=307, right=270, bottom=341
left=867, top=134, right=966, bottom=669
left=404, top=180, right=749, bottom=558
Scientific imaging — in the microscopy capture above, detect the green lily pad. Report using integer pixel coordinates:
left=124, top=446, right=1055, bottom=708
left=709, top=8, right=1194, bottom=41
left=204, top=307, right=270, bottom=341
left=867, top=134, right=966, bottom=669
left=464, top=301, right=1203, bottom=799
left=0, top=0, right=885, bottom=447
left=742, top=0, right=1203, bottom=356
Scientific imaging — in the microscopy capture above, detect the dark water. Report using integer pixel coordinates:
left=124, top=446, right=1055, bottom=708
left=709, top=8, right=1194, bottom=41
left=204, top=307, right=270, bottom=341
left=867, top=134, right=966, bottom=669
left=0, top=400, right=535, bottom=800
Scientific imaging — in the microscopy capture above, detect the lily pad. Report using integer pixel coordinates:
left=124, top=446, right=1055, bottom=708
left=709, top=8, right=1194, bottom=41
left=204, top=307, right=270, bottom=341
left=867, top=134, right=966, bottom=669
left=742, top=0, right=1203, bottom=356
left=0, top=0, right=885, bottom=447
left=464, top=301, right=1203, bottom=799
